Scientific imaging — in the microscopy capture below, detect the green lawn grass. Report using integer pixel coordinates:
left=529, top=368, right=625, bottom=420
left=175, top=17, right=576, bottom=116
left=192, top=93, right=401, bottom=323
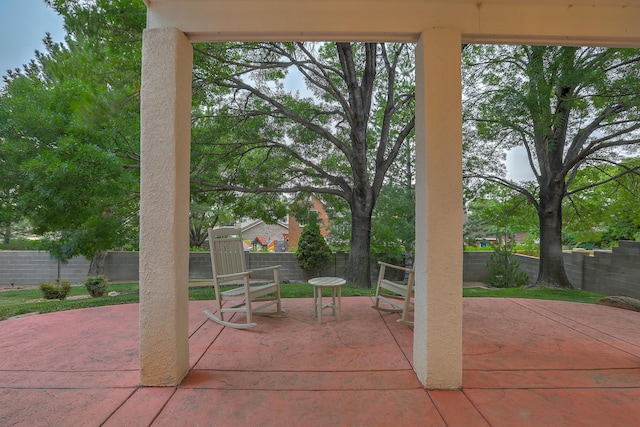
left=463, top=286, right=604, bottom=303
left=0, top=281, right=604, bottom=321
left=0, top=282, right=376, bottom=321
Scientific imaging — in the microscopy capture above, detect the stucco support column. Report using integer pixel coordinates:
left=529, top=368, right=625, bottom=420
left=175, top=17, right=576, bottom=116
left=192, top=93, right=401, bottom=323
left=139, top=28, right=192, bottom=386
left=413, top=29, right=463, bottom=389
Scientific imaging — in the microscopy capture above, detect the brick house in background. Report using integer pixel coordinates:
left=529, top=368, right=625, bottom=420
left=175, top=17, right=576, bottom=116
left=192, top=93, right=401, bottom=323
left=232, top=197, right=330, bottom=252
left=287, top=196, right=330, bottom=250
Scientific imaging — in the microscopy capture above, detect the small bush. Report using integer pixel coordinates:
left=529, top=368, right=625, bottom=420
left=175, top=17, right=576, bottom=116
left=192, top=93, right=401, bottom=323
left=296, top=212, right=333, bottom=275
left=40, top=279, right=72, bottom=300
left=84, top=275, right=109, bottom=297
left=484, top=243, right=529, bottom=288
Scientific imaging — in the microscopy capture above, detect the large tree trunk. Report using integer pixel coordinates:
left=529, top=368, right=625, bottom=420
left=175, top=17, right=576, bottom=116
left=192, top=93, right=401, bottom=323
left=88, top=251, right=108, bottom=276
left=189, top=225, right=207, bottom=248
left=536, top=185, right=573, bottom=288
left=347, top=203, right=374, bottom=288
left=2, top=224, right=10, bottom=245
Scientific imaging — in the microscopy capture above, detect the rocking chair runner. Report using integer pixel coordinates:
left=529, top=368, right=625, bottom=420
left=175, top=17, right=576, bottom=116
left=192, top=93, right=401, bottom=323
left=203, top=227, right=283, bottom=329
left=371, top=261, right=415, bottom=327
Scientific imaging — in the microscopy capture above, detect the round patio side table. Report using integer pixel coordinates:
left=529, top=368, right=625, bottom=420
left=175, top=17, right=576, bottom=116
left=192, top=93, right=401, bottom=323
left=309, top=277, right=346, bottom=323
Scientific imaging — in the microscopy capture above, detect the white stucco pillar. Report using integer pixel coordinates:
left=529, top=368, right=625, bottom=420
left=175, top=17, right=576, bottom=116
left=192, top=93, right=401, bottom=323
left=139, top=28, right=192, bottom=386
left=413, top=29, right=463, bottom=389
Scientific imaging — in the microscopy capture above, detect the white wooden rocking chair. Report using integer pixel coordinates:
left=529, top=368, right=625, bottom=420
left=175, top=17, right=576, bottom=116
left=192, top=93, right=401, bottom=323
left=371, top=261, right=415, bottom=327
left=203, top=227, right=283, bottom=329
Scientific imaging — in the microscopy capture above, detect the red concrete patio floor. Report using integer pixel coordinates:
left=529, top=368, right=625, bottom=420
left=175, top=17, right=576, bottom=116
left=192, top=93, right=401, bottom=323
left=1, top=297, right=640, bottom=426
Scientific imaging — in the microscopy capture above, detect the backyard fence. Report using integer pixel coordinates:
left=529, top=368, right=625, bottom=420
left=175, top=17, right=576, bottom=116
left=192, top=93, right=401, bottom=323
left=1, top=241, right=639, bottom=297
left=1, top=251, right=490, bottom=287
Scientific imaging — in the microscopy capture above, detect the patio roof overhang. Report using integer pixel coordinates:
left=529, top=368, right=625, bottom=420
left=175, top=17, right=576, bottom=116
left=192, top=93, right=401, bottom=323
left=141, top=0, right=640, bottom=47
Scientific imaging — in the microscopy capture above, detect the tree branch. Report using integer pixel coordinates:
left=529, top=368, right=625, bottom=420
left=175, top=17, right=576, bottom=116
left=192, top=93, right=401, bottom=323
left=217, top=75, right=353, bottom=159
left=567, top=163, right=640, bottom=196
left=464, top=173, right=539, bottom=210
left=192, top=180, right=346, bottom=198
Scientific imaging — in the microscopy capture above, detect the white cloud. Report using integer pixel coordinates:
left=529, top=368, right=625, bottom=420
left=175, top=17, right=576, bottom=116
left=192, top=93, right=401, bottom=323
left=505, top=146, right=536, bottom=182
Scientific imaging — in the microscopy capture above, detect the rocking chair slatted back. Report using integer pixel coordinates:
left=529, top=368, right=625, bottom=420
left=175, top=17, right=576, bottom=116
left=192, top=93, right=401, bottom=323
left=209, top=228, right=246, bottom=281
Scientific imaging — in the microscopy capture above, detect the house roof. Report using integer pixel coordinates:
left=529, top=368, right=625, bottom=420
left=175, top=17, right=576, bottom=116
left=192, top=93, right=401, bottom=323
left=252, top=236, right=268, bottom=246
left=239, top=219, right=288, bottom=233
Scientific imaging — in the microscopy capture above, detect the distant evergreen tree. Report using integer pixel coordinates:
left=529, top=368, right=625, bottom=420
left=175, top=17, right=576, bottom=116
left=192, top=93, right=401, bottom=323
left=484, top=243, right=529, bottom=288
left=296, top=213, right=333, bottom=275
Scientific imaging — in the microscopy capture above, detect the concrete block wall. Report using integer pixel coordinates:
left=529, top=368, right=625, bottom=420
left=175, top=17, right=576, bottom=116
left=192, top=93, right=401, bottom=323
left=3, top=243, right=638, bottom=295
left=564, top=252, right=586, bottom=289
left=247, top=252, right=297, bottom=281
left=0, top=251, right=90, bottom=285
left=516, top=252, right=588, bottom=288
left=104, top=251, right=139, bottom=282
left=517, top=251, right=591, bottom=289
left=188, top=252, right=212, bottom=280
left=615, top=240, right=640, bottom=256
left=583, top=241, right=640, bottom=298
left=462, top=252, right=492, bottom=282
left=2, top=251, right=489, bottom=286
left=517, top=254, right=539, bottom=284
left=106, top=251, right=215, bottom=283
left=515, top=240, right=640, bottom=298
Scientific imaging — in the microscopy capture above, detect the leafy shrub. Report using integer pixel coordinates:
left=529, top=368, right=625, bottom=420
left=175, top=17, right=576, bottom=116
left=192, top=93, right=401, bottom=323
left=296, top=212, right=333, bottom=275
left=484, top=244, right=529, bottom=288
left=40, top=279, right=72, bottom=300
left=84, top=275, right=109, bottom=297
left=0, top=237, right=43, bottom=250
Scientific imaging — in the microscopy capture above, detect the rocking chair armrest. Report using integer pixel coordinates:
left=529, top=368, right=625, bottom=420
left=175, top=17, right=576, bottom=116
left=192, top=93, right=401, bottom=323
left=216, top=271, right=251, bottom=281
left=378, top=261, right=414, bottom=274
left=248, top=265, right=281, bottom=274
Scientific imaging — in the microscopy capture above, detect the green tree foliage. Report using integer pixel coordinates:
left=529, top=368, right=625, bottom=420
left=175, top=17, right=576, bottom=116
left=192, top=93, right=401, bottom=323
left=190, top=118, right=291, bottom=235
left=188, top=198, right=234, bottom=249
left=465, top=184, right=537, bottom=247
left=327, top=182, right=415, bottom=265
left=2, top=2, right=416, bottom=287
left=0, top=0, right=145, bottom=267
left=190, top=42, right=416, bottom=287
left=296, top=212, right=333, bottom=275
left=370, top=132, right=416, bottom=264
left=371, top=184, right=415, bottom=264
left=464, top=45, right=640, bottom=288
left=563, top=158, right=640, bottom=247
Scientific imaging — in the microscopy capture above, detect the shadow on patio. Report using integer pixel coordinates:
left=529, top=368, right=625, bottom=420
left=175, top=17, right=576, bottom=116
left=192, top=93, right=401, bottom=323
left=1, top=296, right=640, bottom=426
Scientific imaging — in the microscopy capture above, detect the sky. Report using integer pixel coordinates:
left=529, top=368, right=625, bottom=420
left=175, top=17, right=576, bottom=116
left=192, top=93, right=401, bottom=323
left=506, top=147, right=536, bottom=181
left=0, top=0, right=66, bottom=79
left=0, top=0, right=534, bottom=181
